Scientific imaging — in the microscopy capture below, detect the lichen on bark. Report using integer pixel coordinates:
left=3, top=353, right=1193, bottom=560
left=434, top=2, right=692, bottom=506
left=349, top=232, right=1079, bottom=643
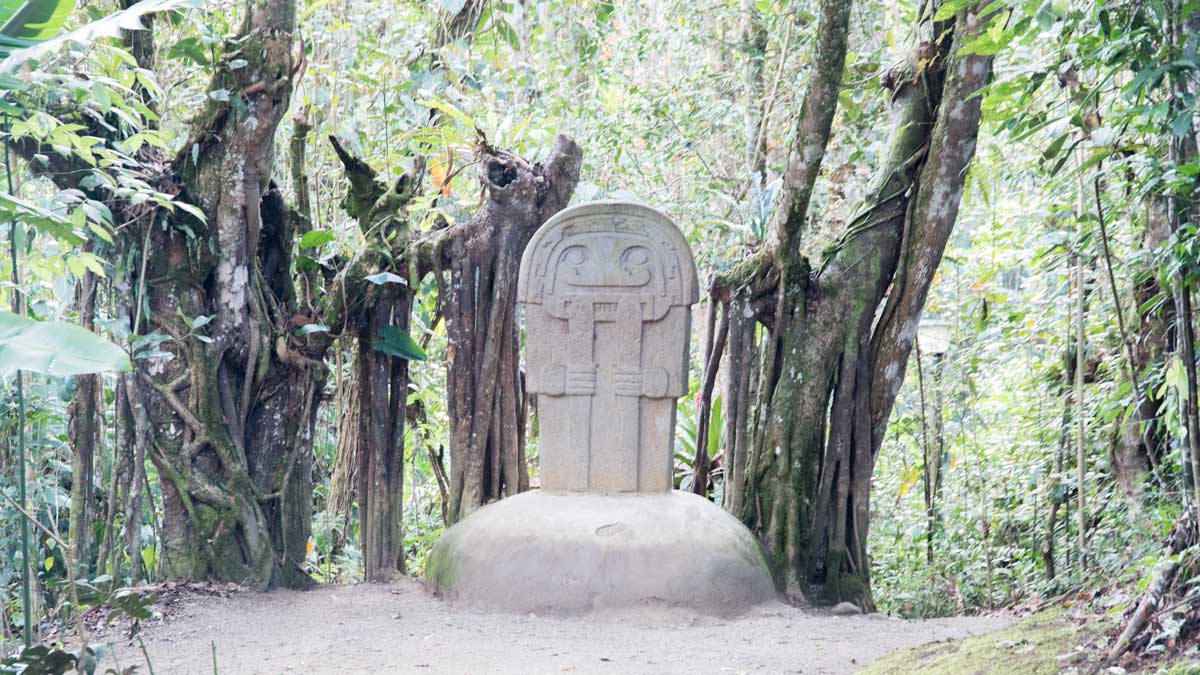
left=715, top=1, right=998, bottom=609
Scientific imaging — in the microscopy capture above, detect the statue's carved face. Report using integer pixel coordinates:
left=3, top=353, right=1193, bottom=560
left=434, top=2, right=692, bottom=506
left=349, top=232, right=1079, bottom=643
left=551, top=235, right=662, bottom=296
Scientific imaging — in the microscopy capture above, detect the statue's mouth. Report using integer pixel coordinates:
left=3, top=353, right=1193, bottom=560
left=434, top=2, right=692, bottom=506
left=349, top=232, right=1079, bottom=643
left=559, top=267, right=652, bottom=288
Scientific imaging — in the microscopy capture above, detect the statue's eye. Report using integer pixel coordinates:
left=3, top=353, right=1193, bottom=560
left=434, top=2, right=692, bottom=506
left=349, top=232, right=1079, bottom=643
left=562, top=246, right=588, bottom=265
left=621, top=246, right=650, bottom=266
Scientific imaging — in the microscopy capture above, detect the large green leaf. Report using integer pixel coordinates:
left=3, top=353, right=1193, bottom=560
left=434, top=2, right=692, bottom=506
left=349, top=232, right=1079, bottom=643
left=0, top=0, right=74, bottom=45
left=298, top=229, right=334, bottom=249
left=371, top=325, right=427, bottom=362
left=364, top=271, right=406, bottom=285
left=0, top=0, right=72, bottom=91
left=0, top=311, right=130, bottom=377
left=0, top=190, right=74, bottom=240
left=0, top=0, right=199, bottom=77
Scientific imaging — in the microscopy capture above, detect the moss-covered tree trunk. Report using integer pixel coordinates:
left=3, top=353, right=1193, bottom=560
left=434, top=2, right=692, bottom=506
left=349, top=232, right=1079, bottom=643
left=10, top=0, right=325, bottom=589
left=721, top=1, right=997, bottom=609
left=120, top=0, right=327, bottom=588
left=68, top=268, right=100, bottom=576
left=355, top=290, right=412, bottom=580
left=95, top=376, right=129, bottom=576
left=327, top=134, right=423, bottom=581
left=1113, top=197, right=1173, bottom=503
left=722, top=0, right=854, bottom=601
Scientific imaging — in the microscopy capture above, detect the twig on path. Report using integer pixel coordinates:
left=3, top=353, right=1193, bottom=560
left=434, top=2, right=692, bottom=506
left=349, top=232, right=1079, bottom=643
left=1107, top=512, right=1196, bottom=663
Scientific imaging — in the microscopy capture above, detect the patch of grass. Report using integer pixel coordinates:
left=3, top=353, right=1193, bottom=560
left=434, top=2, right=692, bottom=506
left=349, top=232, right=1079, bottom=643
left=860, top=607, right=1114, bottom=675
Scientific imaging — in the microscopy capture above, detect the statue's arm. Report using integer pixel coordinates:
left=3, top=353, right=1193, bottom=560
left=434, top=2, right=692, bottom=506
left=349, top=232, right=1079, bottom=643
left=525, top=305, right=595, bottom=396
left=525, top=328, right=560, bottom=396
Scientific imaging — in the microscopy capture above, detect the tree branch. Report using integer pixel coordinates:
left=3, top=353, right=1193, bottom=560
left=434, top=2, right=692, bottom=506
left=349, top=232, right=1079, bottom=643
left=770, top=0, right=853, bottom=256
left=868, top=3, right=999, bottom=446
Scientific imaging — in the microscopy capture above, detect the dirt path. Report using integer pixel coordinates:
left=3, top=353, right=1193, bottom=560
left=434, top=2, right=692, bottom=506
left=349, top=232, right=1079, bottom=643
left=99, top=579, right=1008, bottom=674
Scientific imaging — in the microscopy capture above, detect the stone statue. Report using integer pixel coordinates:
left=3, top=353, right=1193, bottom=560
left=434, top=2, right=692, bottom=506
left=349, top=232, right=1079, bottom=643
left=426, top=201, right=774, bottom=616
left=518, top=202, right=698, bottom=493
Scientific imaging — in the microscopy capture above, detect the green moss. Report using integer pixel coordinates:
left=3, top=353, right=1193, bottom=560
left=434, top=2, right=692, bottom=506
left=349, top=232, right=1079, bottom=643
left=860, top=607, right=1113, bottom=675
left=824, top=565, right=869, bottom=606
left=423, top=537, right=458, bottom=588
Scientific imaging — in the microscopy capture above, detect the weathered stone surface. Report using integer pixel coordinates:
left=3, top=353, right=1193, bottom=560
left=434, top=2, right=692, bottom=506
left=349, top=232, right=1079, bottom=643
left=425, top=490, right=776, bottom=616
left=518, top=201, right=698, bottom=493
left=425, top=201, right=776, bottom=615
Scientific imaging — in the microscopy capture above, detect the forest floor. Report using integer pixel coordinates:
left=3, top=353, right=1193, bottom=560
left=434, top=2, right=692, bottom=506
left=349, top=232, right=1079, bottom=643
left=90, top=578, right=1010, bottom=674
left=859, top=605, right=1114, bottom=675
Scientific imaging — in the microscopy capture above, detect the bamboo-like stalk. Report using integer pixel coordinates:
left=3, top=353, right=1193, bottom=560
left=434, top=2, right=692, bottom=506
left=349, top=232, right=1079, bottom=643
left=915, top=340, right=934, bottom=565
left=1074, top=251, right=1088, bottom=572
left=5, top=116, right=32, bottom=650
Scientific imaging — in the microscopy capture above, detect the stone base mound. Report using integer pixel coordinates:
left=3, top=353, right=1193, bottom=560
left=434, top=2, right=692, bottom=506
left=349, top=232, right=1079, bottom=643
left=424, top=490, right=777, bottom=617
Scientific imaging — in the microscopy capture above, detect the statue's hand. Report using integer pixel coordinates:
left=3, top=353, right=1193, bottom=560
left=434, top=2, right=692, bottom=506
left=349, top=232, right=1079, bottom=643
left=614, top=367, right=642, bottom=396
left=565, top=365, right=597, bottom=395
left=534, top=364, right=595, bottom=396
left=615, top=367, right=671, bottom=397
left=642, top=367, right=669, bottom=398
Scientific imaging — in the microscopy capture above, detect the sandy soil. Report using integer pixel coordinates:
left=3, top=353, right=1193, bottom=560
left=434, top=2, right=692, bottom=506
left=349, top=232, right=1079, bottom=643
left=97, top=579, right=1009, bottom=674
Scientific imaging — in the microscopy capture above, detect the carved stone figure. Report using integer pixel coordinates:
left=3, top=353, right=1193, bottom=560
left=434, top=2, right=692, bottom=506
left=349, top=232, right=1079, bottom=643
left=518, top=201, right=699, bottom=493
left=426, top=201, right=774, bottom=616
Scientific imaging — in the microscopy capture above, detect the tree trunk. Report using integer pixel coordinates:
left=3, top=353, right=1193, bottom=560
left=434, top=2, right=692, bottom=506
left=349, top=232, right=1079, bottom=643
left=720, top=0, right=852, bottom=603
left=691, top=293, right=728, bottom=495
left=722, top=294, right=758, bottom=516
left=68, top=269, right=100, bottom=577
left=330, top=133, right=581, bottom=571
left=327, top=347, right=359, bottom=538
left=6, top=0, right=324, bottom=589
left=354, top=289, right=412, bottom=581
left=124, top=371, right=151, bottom=582
left=738, top=47, right=939, bottom=606
left=127, top=0, right=328, bottom=589
left=917, top=344, right=946, bottom=565
left=723, top=2, right=997, bottom=608
left=1107, top=199, right=1170, bottom=503
left=326, top=135, right=426, bottom=582
left=1167, top=10, right=1200, bottom=510
left=95, top=376, right=132, bottom=576
left=435, top=135, right=582, bottom=523
left=1043, top=399, right=1069, bottom=582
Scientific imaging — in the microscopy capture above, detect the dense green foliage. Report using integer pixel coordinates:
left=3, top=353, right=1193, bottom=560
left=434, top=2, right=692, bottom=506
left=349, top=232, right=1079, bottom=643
left=872, top=0, right=1200, bottom=624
